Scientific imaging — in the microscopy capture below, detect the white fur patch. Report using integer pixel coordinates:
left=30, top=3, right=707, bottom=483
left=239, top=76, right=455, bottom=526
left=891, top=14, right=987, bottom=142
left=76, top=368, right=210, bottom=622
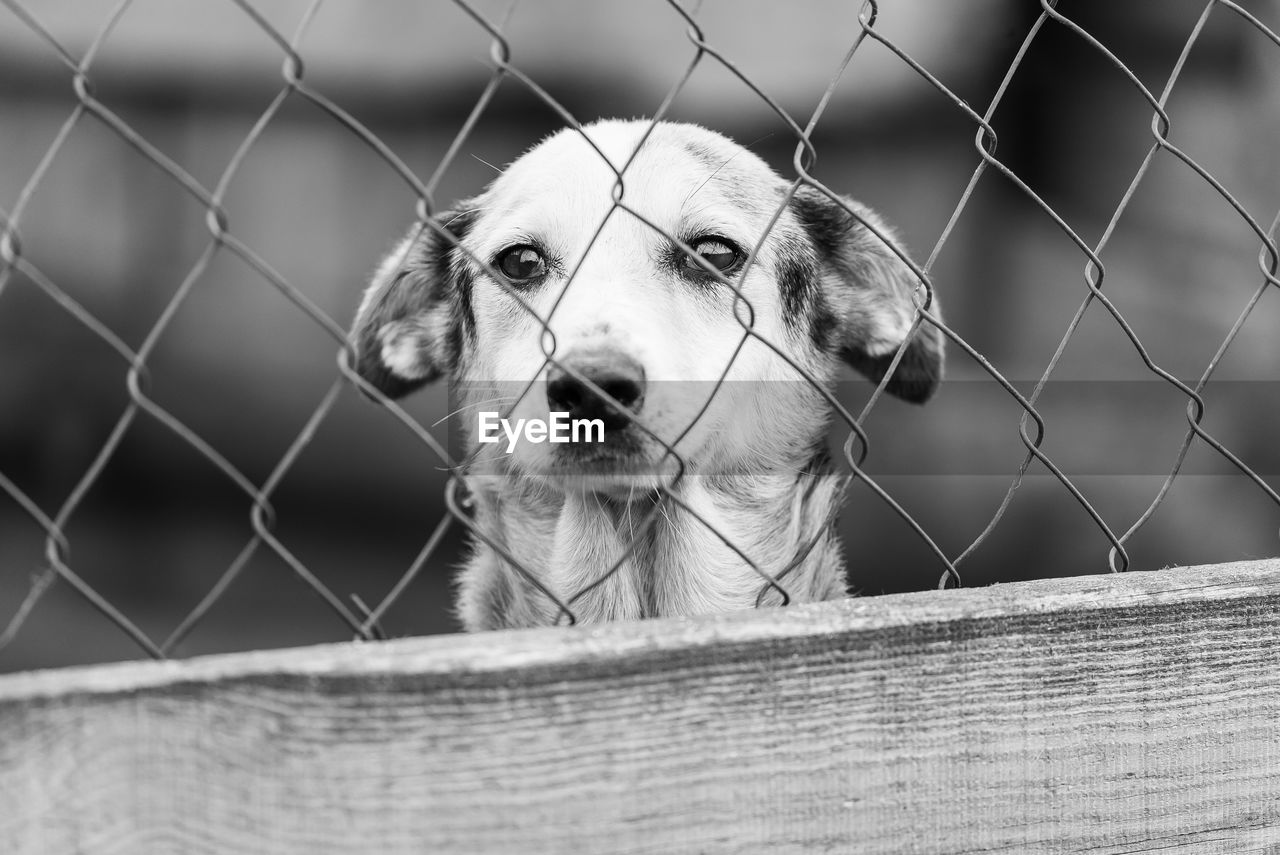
left=379, top=323, right=430, bottom=379
left=860, top=305, right=914, bottom=356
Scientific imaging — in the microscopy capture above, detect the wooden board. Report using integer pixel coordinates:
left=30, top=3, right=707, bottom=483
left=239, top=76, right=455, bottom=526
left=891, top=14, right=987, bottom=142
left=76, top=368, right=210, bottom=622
left=3, top=559, right=1280, bottom=854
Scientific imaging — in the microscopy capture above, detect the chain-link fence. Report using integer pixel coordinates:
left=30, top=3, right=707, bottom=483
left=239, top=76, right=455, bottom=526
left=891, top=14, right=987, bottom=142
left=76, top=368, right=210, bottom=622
left=2, top=0, right=1277, bottom=669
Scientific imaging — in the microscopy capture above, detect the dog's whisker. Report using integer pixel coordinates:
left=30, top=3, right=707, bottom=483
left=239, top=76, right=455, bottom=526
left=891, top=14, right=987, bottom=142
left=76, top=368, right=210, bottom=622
left=430, top=396, right=518, bottom=428
left=680, top=131, right=776, bottom=213
left=470, top=154, right=505, bottom=175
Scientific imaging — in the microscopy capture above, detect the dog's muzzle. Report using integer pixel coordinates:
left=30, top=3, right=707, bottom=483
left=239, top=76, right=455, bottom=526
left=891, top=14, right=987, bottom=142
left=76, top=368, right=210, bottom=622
left=546, top=349, right=646, bottom=433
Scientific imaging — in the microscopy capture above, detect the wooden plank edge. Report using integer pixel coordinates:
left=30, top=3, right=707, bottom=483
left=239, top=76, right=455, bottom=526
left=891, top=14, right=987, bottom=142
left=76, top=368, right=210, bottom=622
left=2, top=557, right=1277, bottom=703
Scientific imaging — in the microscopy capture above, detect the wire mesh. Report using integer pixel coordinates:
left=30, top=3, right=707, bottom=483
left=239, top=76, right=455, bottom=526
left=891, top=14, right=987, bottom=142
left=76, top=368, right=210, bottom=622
left=1, top=0, right=1277, bottom=662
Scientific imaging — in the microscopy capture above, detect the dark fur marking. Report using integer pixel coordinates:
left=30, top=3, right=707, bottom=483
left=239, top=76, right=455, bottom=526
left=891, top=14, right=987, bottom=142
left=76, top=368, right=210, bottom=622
left=677, top=138, right=768, bottom=215
left=788, top=190, right=853, bottom=354
left=439, top=207, right=478, bottom=316
left=775, top=250, right=814, bottom=332
left=442, top=208, right=479, bottom=366
left=354, top=207, right=479, bottom=399
left=808, top=287, right=839, bottom=352
left=788, top=186, right=856, bottom=262
left=839, top=332, right=942, bottom=404
left=681, top=139, right=724, bottom=172
left=354, top=283, right=436, bottom=401
left=789, top=186, right=942, bottom=403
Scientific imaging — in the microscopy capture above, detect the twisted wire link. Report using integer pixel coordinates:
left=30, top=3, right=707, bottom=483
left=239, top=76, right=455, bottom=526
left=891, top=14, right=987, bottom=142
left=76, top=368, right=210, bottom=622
left=1, top=0, right=1277, bottom=658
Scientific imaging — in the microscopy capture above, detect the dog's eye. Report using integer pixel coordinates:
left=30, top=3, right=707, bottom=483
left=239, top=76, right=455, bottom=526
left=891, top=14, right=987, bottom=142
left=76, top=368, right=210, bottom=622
left=684, top=237, right=742, bottom=275
left=495, top=245, right=547, bottom=283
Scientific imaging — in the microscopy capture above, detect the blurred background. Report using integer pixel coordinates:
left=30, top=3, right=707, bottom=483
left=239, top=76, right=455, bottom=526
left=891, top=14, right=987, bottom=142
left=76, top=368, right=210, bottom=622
left=1, top=0, right=1277, bottom=672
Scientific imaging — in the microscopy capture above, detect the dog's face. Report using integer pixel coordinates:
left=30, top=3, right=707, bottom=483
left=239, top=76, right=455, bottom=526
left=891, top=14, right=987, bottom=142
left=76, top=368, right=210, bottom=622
left=353, top=120, right=942, bottom=495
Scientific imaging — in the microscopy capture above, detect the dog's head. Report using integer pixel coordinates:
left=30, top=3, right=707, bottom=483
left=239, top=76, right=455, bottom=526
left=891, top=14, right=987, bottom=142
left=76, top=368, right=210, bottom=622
left=352, top=120, right=942, bottom=495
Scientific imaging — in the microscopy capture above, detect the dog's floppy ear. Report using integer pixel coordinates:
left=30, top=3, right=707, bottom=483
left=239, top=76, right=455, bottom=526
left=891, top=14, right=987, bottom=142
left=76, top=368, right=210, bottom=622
left=350, top=207, right=477, bottom=399
left=790, top=186, right=944, bottom=403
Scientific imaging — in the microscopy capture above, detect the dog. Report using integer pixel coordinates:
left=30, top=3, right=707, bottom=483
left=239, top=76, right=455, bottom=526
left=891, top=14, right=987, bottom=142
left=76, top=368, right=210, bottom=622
left=351, top=119, right=943, bottom=631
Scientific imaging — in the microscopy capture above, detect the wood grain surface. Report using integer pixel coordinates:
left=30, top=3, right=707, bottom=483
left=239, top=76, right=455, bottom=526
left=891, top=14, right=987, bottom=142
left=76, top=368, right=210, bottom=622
left=4, top=559, right=1280, bottom=854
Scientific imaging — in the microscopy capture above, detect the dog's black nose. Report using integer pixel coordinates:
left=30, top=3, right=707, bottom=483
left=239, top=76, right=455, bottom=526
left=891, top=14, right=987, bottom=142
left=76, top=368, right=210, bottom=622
left=546, top=351, right=646, bottom=432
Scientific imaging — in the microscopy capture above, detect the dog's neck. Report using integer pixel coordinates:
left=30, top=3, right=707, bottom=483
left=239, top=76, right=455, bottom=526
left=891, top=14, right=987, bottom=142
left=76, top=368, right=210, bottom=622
left=456, top=452, right=849, bottom=630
